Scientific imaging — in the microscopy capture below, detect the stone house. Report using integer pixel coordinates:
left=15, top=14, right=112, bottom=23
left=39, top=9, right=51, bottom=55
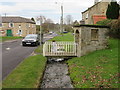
left=74, top=25, right=109, bottom=57
left=1, top=16, right=36, bottom=37
left=82, top=1, right=110, bottom=24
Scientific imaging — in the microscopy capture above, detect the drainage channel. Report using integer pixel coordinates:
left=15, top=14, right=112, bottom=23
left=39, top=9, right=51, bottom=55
left=40, top=58, right=73, bottom=88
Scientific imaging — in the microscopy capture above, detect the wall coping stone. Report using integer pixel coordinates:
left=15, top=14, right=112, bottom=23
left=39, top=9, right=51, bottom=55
left=73, top=24, right=110, bottom=28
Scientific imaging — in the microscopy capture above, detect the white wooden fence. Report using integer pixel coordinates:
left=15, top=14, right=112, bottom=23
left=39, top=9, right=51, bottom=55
left=43, top=41, right=77, bottom=56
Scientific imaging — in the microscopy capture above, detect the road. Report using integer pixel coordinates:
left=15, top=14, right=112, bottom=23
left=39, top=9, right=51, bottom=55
left=2, top=32, right=58, bottom=80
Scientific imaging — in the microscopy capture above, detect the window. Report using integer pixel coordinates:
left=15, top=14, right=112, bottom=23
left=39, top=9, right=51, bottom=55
left=91, top=29, right=99, bottom=41
left=18, top=30, right=22, bottom=35
left=86, top=13, right=88, bottom=19
left=9, top=22, right=14, bottom=27
left=19, top=25, right=21, bottom=28
left=29, top=24, right=30, bottom=27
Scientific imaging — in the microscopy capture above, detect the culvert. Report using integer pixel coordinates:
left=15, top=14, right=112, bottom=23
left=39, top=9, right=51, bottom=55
left=40, top=57, right=73, bottom=88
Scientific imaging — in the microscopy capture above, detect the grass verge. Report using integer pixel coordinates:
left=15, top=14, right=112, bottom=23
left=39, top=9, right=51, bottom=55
left=34, top=45, right=43, bottom=54
left=49, top=33, right=74, bottom=41
left=0, top=36, right=22, bottom=42
left=67, top=38, right=119, bottom=88
left=2, top=55, right=47, bottom=88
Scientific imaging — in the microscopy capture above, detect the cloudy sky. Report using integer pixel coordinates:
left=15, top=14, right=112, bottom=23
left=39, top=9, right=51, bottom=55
left=0, top=0, right=119, bottom=23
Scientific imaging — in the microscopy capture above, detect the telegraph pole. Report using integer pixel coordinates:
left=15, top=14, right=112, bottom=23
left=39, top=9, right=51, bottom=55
left=55, top=2, right=64, bottom=34
left=39, top=20, right=43, bottom=45
left=61, top=4, right=63, bottom=33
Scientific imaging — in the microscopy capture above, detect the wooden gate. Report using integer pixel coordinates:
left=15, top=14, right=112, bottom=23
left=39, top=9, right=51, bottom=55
left=43, top=41, right=77, bottom=56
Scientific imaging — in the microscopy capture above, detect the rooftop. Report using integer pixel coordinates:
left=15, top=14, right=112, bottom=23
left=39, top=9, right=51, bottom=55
left=2, top=16, right=35, bottom=24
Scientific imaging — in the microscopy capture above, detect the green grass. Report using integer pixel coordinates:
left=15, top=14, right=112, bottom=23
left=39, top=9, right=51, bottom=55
left=67, top=38, right=119, bottom=88
left=2, top=55, right=47, bottom=88
left=0, top=36, right=22, bottom=42
left=34, top=45, right=43, bottom=54
left=49, top=33, right=74, bottom=41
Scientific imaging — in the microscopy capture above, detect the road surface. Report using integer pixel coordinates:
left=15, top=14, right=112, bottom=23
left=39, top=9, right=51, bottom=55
left=2, top=33, right=58, bottom=80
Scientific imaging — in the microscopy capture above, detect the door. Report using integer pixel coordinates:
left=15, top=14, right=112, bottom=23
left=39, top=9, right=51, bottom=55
left=7, top=30, right=13, bottom=36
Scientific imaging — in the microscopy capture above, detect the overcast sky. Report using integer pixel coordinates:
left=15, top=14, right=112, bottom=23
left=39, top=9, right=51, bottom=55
left=0, top=0, right=119, bottom=23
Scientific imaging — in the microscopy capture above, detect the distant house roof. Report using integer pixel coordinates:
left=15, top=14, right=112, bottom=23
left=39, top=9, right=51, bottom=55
left=2, top=16, right=36, bottom=24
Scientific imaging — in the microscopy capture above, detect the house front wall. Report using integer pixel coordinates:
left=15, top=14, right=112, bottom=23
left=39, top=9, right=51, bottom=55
left=82, top=2, right=109, bottom=24
left=74, top=26, right=109, bottom=57
left=2, top=23, right=36, bottom=37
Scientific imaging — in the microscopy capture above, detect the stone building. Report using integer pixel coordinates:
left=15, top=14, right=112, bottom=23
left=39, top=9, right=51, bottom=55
left=82, top=0, right=110, bottom=24
left=74, top=25, right=109, bottom=57
left=1, top=16, right=36, bottom=37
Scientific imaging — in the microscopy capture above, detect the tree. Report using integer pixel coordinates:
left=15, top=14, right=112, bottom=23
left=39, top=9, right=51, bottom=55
left=106, top=0, right=119, bottom=19
left=65, top=15, right=73, bottom=25
left=36, top=15, right=46, bottom=25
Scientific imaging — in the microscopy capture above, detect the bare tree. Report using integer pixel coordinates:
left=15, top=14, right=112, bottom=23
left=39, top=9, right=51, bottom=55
left=36, top=15, right=46, bottom=25
left=44, top=18, right=53, bottom=24
left=65, top=15, right=73, bottom=25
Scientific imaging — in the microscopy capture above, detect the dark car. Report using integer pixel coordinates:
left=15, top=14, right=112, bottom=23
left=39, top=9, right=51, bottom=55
left=22, top=34, right=40, bottom=46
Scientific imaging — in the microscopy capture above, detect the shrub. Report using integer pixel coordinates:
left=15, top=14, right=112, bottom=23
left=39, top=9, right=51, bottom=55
left=96, top=19, right=120, bottom=39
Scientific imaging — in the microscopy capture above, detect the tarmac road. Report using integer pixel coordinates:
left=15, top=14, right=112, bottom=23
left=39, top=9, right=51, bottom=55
left=2, top=39, right=37, bottom=80
left=2, top=32, right=58, bottom=80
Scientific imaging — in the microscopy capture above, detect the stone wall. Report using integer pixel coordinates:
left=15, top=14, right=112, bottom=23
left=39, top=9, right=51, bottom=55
left=2, top=23, right=36, bottom=37
left=74, top=25, right=109, bottom=57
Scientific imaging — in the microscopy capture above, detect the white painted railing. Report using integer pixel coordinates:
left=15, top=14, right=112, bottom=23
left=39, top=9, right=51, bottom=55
left=43, top=41, right=77, bottom=56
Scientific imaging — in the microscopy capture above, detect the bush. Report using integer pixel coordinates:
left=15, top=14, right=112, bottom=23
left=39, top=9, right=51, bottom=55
left=96, top=19, right=120, bottom=39
left=96, top=19, right=112, bottom=25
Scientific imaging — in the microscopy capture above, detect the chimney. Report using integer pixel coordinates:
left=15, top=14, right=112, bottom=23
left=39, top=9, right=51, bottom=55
left=94, top=0, right=99, bottom=4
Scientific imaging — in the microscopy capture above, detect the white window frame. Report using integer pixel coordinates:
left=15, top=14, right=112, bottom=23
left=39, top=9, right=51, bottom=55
left=86, top=13, right=88, bottom=19
left=18, top=30, right=22, bottom=35
left=9, top=22, right=14, bottom=27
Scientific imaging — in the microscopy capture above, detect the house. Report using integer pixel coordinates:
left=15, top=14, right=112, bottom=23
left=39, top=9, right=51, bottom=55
left=82, top=0, right=110, bottom=24
left=1, top=16, right=36, bottom=37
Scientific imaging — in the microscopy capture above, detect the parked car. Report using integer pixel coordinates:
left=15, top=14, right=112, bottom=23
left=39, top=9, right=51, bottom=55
left=63, top=31, right=68, bottom=33
left=22, top=34, right=40, bottom=46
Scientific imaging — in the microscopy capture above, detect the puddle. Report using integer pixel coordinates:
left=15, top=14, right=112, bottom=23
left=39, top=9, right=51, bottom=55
left=40, top=58, right=73, bottom=88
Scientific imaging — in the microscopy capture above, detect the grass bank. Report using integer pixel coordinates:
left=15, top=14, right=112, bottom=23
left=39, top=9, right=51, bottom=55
left=34, top=45, right=43, bottom=54
left=0, top=36, right=22, bottom=42
left=67, top=38, right=119, bottom=88
left=2, top=55, right=47, bottom=88
left=49, top=33, right=74, bottom=41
